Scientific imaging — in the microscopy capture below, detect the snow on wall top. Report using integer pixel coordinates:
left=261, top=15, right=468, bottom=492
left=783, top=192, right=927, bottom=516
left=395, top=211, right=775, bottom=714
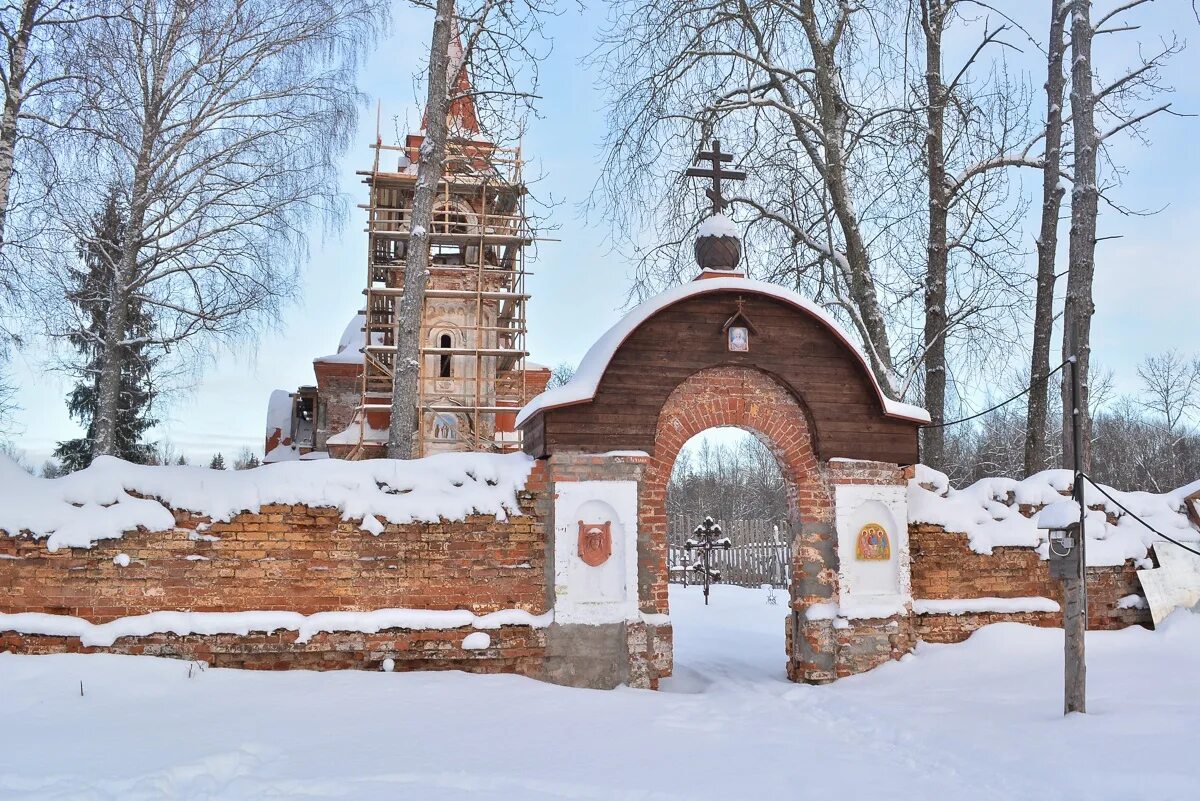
left=515, top=277, right=931, bottom=427
left=909, top=464, right=1200, bottom=566
left=0, top=451, right=536, bottom=552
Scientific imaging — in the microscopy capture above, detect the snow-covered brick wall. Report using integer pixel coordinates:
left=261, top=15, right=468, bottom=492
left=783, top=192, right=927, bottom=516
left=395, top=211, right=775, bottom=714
left=0, top=451, right=536, bottom=551
left=0, top=456, right=552, bottom=674
left=908, top=465, right=1200, bottom=565
left=905, top=464, right=1191, bottom=642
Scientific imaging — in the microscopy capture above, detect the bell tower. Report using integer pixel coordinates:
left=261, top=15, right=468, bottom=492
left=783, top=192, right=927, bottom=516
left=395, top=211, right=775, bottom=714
left=344, top=38, right=540, bottom=457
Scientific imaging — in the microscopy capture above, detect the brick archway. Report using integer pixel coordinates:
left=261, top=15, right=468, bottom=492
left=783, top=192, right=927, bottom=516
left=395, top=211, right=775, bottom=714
left=639, top=366, right=838, bottom=681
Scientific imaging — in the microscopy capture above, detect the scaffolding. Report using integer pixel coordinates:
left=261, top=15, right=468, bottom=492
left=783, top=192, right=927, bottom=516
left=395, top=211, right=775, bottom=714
left=348, top=132, right=534, bottom=458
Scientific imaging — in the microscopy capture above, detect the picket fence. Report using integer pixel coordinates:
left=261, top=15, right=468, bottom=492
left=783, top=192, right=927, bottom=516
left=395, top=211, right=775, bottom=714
left=667, top=518, right=791, bottom=589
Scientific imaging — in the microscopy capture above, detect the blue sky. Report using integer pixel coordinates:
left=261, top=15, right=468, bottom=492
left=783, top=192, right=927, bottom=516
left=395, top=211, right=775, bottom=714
left=6, top=1, right=1199, bottom=466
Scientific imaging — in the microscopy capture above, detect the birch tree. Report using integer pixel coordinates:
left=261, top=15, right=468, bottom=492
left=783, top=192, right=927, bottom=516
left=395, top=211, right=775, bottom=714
left=0, top=0, right=96, bottom=254
left=387, top=0, right=455, bottom=459
left=913, top=1, right=1041, bottom=468
left=593, top=0, right=916, bottom=394
left=49, top=0, right=385, bottom=456
left=387, top=0, right=553, bottom=458
left=1023, top=0, right=1069, bottom=476
left=1060, top=0, right=1178, bottom=471
left=594, top=0, right=1038, bottom=427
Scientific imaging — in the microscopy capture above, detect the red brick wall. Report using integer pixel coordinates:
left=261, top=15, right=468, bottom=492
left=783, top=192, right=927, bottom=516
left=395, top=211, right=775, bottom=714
left=910, top=522, right=1151, bottom=643
left=313, top=360, right=361, bottom=452
left=0, top=464, right=551, bottom=673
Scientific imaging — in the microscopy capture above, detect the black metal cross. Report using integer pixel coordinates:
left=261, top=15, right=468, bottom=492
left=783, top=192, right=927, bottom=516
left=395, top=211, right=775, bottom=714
left=685, top=140, right=747, bottom=216
left=685, top=516, right=732, bottom=605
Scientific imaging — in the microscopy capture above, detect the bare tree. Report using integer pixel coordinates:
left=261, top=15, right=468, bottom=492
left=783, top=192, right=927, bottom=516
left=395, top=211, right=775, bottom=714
left=593, top=0, right=1038, bottom=444
left=0, top=356, right=15, bottom=437
left=1059, top=0, right=1178, bottom=471
left=1136, top=351, right=1200, bottom=437
left=0, top=0, right=95, bottom=254
left=592, top=0, right=912, bottom=394
left=547, top=361, right=576, bottom=389
left=667, top=432, right=789, bottom=524
left=387, top=0, right=554, bottom=457
left=1024, top=0, right=1069, bottom=476
left=913, top=1, right=1041, bottom=468
left=45, top=0, right=386, bottom=457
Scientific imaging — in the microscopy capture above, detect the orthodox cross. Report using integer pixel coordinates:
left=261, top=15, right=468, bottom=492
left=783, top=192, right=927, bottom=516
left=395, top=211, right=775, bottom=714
left=685, top=516, right=732, bottom=605
left=685, top=140, right=747, bottom=216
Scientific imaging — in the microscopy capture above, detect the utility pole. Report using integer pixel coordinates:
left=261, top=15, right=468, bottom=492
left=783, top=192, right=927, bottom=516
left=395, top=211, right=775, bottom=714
left=1064, top=327, right=1087, bottom=714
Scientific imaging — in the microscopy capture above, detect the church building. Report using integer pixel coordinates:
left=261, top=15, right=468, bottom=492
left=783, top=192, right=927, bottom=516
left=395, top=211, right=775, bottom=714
left=265, top=37, right=550, bottom=462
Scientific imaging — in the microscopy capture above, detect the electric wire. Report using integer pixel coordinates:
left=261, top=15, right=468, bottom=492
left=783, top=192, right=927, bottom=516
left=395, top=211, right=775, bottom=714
left=1081, top=473, right=1200, bottom=559
left=921, top=360, right=1069, bottom=429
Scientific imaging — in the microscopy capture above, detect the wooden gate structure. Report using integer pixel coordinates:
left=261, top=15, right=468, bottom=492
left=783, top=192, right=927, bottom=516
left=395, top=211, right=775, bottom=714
left=518, top=275, right=928, bottom=687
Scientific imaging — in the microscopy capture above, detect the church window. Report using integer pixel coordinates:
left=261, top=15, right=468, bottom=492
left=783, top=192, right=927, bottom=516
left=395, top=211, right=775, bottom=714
left=438, top=333, right=453, bottom=377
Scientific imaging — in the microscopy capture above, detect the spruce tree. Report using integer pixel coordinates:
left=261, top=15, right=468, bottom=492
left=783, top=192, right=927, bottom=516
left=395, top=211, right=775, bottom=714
left=54, top=191, right=157, bottom=472
left=209, top=452, right=226, bottom=470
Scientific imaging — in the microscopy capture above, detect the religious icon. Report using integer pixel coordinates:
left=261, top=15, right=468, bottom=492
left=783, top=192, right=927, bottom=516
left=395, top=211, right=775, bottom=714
left=728, top=325, right=749, bottom=352
left=855, top=523, right=891, bottom=561
left=578, top=521, right=612, bottom=567
left=432, top=413, right=459, bottom=441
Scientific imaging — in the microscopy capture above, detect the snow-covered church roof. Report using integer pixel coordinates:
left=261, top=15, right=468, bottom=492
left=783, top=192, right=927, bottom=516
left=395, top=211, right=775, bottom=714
left=315, top=314, right=381, bottom=365
left=516, top=277, right=930, bottom=427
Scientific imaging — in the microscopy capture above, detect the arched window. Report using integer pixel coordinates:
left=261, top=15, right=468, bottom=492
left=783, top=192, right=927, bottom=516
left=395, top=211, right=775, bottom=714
left=432, top=205, right=469, bottom=234
left=439, top=333, right=453, bottom=378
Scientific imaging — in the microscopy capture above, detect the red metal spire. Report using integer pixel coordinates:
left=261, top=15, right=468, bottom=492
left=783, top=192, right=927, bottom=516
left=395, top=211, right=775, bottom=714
left=420, top=27, right=480, bottom=135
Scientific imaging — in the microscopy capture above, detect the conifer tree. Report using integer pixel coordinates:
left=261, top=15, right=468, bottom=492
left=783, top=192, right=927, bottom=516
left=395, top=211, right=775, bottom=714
left=54, top=190, right=157, bottom=472
left=209, top=452, right=226, bottom=470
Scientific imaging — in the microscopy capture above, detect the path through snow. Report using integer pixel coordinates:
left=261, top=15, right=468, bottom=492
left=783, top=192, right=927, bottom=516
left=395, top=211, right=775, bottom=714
left=3, top=585, right=1198, bottom=800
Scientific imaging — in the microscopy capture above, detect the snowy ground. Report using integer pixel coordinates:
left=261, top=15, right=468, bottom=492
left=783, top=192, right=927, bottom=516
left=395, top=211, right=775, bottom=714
left=4, top=585, right=1199, bottom=801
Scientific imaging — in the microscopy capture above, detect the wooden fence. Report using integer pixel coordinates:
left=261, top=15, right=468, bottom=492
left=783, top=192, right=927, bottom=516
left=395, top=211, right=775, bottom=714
left=667, top=518, right=791, bottom=588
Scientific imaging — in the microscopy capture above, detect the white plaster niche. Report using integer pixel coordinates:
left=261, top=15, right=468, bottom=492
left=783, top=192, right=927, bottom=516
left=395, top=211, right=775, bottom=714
left=553, top=480, right=639, bottom=625
left=834, top=484, right=911, bottom=618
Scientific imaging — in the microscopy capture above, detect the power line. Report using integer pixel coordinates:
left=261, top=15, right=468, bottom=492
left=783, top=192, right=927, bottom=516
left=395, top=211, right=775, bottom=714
left=922, top=360, right=1068, bottom=429
left=1081, top=473, right=1200, bottom=559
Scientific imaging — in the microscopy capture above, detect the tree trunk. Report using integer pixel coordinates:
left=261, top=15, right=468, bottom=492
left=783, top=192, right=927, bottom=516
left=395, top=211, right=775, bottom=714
left=0, top=0, right=39, bottom=248
left=1024, top=0, right=1068, bottom=477
left=797, top=0, right=897, bottom=395
left=1062, top=0, right=1097, bottom=472
left=92, top=252, right=130, bottom=457
left=387, top=0, right=456, bottom=459
left=94, top=35, right=161, bottom=457
left=920, top=0, right=949, bottom=469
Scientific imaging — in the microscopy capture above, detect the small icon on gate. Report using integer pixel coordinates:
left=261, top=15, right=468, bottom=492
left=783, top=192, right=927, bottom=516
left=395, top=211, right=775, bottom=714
left=578, top=521, right=612, bottom=567
left=855, top=522, right=891, bottom=561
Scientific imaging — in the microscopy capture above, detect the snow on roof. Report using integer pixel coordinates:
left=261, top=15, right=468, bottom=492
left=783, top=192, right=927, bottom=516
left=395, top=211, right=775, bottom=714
left=910, top=464, right=1200, bottom=566
left=0, top=451, right=536, bottom=552
left=516, top=277, right=930, bottom=427
left=697, top=213, right=738, bottom=238
left=315, top=314, right=382, bottom=365
left=327, top=415, right=388, bottom=446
